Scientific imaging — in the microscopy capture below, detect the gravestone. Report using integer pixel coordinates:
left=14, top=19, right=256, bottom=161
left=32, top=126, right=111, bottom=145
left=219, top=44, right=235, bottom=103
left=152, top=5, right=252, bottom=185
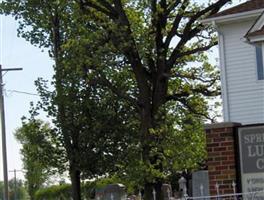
left=95, top=184, right=127, bottom=200
left=162, top=184, right=172, bottom=200
left=192, top=170, right=209, bottom=197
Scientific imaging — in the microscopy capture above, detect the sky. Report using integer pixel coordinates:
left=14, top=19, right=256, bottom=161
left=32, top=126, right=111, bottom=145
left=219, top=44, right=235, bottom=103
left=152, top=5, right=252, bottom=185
left=0, top=15, right=53, bottom=181
left=0, top=0, right=245, bottom=182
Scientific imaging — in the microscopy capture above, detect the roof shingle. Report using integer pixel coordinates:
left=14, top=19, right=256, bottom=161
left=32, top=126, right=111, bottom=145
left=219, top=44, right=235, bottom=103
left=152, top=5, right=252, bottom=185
left=208, top=0, right=264, bottom=19
left=246, top=27, right=264, bottom=37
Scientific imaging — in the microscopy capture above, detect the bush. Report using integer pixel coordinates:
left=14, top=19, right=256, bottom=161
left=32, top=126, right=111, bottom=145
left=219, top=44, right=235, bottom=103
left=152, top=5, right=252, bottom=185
left=35, top=184, right=71, bottom=200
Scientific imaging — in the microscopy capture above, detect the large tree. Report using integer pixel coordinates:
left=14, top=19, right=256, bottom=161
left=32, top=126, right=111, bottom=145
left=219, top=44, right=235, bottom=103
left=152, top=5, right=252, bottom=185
left=1, top=2, right=137, bottom=200
left=15, top=110, right=62, bottom=200
left=74, top=0, right=229, bottom=199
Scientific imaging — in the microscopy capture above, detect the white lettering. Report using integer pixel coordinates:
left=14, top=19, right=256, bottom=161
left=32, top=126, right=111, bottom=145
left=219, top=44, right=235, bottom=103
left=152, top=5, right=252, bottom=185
left=257, top=158, right=264, bottom=169
left=248, top=145, right=256, bottom=157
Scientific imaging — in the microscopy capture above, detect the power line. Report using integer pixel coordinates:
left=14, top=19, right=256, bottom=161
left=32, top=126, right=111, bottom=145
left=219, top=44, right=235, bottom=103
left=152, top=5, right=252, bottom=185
left=5, top=89, right=39, bottom=96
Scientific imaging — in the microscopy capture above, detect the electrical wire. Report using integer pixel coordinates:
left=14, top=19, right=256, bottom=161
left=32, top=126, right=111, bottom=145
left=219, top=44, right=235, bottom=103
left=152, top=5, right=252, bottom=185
left=5, top=89, right=39, bottom=96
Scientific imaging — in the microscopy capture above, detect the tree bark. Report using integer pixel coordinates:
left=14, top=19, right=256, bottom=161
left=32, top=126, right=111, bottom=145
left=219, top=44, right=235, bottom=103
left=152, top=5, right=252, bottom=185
left=144, top=183, right=154, bottom=200
left=154, top=180, right=164, bottom=200
left=70, top=165, right=81, bottom=200
left=140, top=103, right=165, bottom=200
left=144, top=181, right=164, bottom=200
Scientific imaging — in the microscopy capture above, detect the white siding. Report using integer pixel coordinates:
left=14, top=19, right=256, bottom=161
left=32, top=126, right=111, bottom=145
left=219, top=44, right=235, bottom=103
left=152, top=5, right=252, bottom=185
left=218, top=20, right=264, bottom=125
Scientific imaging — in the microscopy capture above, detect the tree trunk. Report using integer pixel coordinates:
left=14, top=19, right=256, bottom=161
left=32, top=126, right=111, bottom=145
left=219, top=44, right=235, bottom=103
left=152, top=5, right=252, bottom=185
left=144, top=181, right=164, bottom=200
left=70, top=166, right=81, bottom=200
left=140, top=106, right=165, bottom=200
left=154, top=180, right=164, bottom=200
left=144, top=183, right=154, bottom=200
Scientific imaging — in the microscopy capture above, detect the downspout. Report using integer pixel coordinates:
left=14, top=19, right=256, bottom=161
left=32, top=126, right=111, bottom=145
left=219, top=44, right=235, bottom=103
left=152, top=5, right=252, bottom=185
left=215, top=21, right=231, bottom=121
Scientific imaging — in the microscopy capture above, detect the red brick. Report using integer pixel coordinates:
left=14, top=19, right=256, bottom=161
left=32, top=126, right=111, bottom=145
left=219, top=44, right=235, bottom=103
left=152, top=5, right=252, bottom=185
left=206, top=138, right=213, bottom=143
left=221, top=141, right=234, bottom=147
left=225, top=127, right=234, bottom=132
left=215, top=175, right=229, bottom=180
left=208, top=152, right=221, bottom=157
left=207, top=147, right=213, bottom=152
left=223, top=180, right=233, bottom=184
left=223, top=189, right=234, bottom=194
left=229, top=174, right=236, bottom=179
left=208, top=143, right=220, bottom=148
left=209, top=170, right=221, bottom=175
left=212, top=128, right=227, bottom=133
left=207, top=157, right=214, bottom=162
left=228, top=156, right=235, bottom=161
left=220, top=184, right=232, bottom=189
left=227, top=146, right=234, bottom=150
left=220, top=132, right=233, bottom=137
left=205, top=129, right=211, bottom=134
left=213, top=137, right=226, bottom=142
left=225, top=136, right=234, bottom=142
left=222, top=160, right=235, bottom=165
left=208, top=161, right=221, bottom=166
left=229, top=165, right=235, bottom=170
left=215, top=156, right=228, bottom=161
left=222, top=151, right=234, bottom=156
left=215, top=165, right=229, bottom=170
left=207, top=132, right=220, bottom=138
left=221, top=169, right=235, bottom=174
left=208, top=166, right=216, bottom=171
left=214, top=147, right=227, bottom=151
left=206, top=124, right=238, bottom=196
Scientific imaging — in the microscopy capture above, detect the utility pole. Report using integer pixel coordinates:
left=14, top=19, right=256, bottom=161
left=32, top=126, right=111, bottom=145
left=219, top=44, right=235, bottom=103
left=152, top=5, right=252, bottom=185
left=9, top=169, right=23, bottom=200
left=0, top=65, right=22, bottom=200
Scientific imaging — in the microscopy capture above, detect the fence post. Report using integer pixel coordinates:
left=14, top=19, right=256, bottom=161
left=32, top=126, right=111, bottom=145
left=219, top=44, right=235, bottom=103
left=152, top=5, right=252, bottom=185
left=216, top=183, right=219, bottom=195
left=139, top=191, right=142, bottom=200
left=153, top=189, right=156, bottom=200
left=232, top=181, right=236, bottom=200
left=167, top=187, right=171, bottom=199
left=200, top=184, right=204, bottom=197
left=179, top=176, right=187, bottom=198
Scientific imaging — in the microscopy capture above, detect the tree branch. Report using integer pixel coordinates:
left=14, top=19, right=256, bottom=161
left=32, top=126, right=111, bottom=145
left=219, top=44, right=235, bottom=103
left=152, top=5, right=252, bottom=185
left=96, top=74, right=139, bottom=109
left=167, top=0, right=230, bottom=68
left=164, top=0, right=189, bottom=49
left=178, top=98, right=215, bottom=122
left=178, top=40, right=217, bottom=57
left=166, top=0, right=182, bottom=15
left=79, top=0, right=118, bottom=19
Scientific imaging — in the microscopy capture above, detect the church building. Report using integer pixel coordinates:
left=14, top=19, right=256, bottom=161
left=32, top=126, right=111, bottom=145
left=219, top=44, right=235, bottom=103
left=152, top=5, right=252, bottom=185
left=203, top=0, right=264, bottom=124
left=202, top=0, right=264, bottom=197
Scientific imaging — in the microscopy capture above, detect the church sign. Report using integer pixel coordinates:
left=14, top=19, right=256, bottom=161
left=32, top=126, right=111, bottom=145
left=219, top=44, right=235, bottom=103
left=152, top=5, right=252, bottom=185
left=238, top=126, right=264, bottom=197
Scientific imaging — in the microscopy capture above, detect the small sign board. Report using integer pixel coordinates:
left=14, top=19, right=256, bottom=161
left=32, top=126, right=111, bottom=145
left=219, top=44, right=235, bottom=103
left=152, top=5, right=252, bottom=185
left=238, top=125, right=264, bottom=198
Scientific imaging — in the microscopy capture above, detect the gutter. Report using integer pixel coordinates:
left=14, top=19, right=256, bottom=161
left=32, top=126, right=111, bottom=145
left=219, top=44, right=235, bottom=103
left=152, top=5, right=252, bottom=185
left=218, top=32, right=230, bottom=121
left=201, top=8, right=264, bottom=24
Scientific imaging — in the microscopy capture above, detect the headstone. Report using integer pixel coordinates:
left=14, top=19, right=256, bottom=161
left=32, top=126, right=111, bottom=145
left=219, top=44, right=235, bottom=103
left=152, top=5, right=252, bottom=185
left=95, top=183, right=127, bottom=200
left=192, top=170, right=209, bottom=197
left=162, top=184, right=172, bottom=200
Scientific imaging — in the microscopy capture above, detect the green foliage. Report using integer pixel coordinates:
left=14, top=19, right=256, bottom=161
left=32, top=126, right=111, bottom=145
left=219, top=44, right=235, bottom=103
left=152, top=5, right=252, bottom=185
left=35, top=182, right=98, bottom=200
left=15, top=109, right=62, bottom=200
left=35, top=184, right=71, bottom=200
left=0, top=179, right=28, bottom=200
left=8, top=179, right=28, bottom=200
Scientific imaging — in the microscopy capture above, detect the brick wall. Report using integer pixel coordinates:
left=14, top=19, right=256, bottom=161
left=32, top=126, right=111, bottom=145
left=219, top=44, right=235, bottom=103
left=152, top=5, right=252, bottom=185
left=205, top=122, right=241, bottom=195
